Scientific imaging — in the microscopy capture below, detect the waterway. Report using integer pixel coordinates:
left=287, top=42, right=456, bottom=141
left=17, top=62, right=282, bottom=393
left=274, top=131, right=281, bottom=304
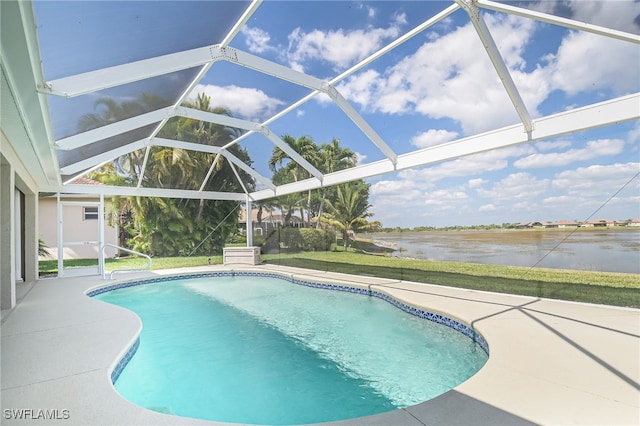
left=366, top=229, right=640, bottom=274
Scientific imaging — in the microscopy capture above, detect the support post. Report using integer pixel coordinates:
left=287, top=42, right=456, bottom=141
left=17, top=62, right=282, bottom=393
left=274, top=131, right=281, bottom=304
left=245, top=197, right=253, bottom=247
left=98, top=194, right=105, bottom=276
left=23, top=191, right=38, bottom=282
left=1, top=161, right=16, bottom=309
left=57, top=193, right=63, bottom=278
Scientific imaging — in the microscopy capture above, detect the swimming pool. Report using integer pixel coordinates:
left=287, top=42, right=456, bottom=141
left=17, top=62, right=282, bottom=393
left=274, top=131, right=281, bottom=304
left=90, top=271, right=488, bottom=425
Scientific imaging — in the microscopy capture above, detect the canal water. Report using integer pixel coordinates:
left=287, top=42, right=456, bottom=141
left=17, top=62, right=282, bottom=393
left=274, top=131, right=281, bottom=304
left=366, top=229, right=639, bottom=274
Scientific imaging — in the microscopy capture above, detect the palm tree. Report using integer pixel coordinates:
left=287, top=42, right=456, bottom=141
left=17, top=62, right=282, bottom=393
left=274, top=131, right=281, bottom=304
left=319, top=138, right=357, bottom=173
left=321, top=183, right=373, bottom=251
left=79, top=93, right=169, bottom=183
left=81, top=93, right=254, bottom=256
left=268, top=135, right=320, bottom=181
left=315, top=138, right=357, bottom=227
left=269, top=135, right=321, bottom=224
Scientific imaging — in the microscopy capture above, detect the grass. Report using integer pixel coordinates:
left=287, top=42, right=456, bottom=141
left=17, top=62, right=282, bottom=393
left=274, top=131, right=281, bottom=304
left=262, top=252, right=640, bottom=308
left=38, top=256, right=222, bottom=275
left=39, top=248, right=640, bottom=308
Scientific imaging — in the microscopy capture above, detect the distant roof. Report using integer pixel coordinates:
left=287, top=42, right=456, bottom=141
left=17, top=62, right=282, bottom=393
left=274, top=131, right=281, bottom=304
left=69, top=177, right=103, bottom=186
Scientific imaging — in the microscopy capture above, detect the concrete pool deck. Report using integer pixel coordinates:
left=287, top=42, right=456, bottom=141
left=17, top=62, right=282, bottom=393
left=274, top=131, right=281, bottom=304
left=1, top=265, right=638, bottom=425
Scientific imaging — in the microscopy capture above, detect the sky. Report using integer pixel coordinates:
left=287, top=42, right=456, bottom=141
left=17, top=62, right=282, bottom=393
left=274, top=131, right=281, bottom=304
left=35, top=0, right=640, bottom=228
left=190, top=0, right=640, bottom=228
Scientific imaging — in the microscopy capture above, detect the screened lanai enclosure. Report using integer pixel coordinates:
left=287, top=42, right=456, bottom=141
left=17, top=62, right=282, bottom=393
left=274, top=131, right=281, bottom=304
left=1, top=1, right=639, bottom=296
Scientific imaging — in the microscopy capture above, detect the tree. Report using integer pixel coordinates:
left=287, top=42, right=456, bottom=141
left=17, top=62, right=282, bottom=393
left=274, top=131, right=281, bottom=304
left=87, top=163, right=136, bottom=250
left=315, top=138, right=357, bottom=227
left=321, top=182, right=374, bottom=251
left=83, top=93, right=254, bottom=256
left=269, top=135, right=321, bottom=224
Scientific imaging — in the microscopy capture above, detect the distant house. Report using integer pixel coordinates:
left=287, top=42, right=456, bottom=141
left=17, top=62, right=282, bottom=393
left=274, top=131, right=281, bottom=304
left=515, top=221, right=543, bottom=229
left=582, top=219, right=614, bottom=227
left=238, top=208, right=304, bottom=235
left=628, top=218, right=640, bottom=227
left=545, top=220, right=580, bottom=229
left=39, top=178, right=118, bottom=260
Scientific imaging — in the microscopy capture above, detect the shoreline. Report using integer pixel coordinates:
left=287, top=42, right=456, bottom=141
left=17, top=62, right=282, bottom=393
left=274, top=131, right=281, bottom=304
left=357, top=228, right=640, bottom=275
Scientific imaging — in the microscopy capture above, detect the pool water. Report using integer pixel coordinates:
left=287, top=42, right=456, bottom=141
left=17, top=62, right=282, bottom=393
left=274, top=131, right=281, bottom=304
left=96, top=275, right=487, bottom=424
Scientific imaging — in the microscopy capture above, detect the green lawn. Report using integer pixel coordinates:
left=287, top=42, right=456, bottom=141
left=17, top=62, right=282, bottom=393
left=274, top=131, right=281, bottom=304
left=40, top=249, right=640, bottom=308
left=39, top=256, right=222, bottom=275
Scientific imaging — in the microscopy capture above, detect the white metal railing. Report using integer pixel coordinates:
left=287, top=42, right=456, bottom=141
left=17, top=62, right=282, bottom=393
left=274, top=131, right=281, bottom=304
left=101, top=243, right=152, bottom=280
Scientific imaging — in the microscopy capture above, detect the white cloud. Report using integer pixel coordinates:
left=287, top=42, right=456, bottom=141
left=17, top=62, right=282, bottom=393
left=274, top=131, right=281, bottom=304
left=467, top=178, right=486, bottom=189
left=354, top=151, right=367, bottom=165
left=241, top=26, right=275, bottom=54
left=336, top=5, right=636, bottom=136
left=411, top=129, right=459, bottom=149
left=189, top=84, right=285, bottom=121
left=478, top=204, right=497, bottom=212
left=514, top=139, right=626, bottom=169
left=546, top=32, right=640, bottom=96
left=335, top=69, right=380, bottom=107
left=565, top=0, right=640, bottom=34
left=370, top=146, right=534, bottom=226
left=628, top=122, right=640, bottom=145
left=337, top=13, right=540, bottom=134
left=552, top=162, right=640, bottom=196
left=423, top=189, right=469, bottom=208
left=367, top=6, right=376, bottom=19
left=542, top=195, right=580, bottom=206
left=535, top=140, right=572, bottom=151
left=286, top=15, right=405, bottom=72
left=398, top=145, right=532, bottom=183
left=371, top=178, right=426, bottom=198
left=477, top=172, right=550, bottom=201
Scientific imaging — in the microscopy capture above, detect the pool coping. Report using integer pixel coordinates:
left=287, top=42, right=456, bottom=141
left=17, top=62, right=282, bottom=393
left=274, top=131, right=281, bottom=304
left=2, top=264, right=639, bottom=425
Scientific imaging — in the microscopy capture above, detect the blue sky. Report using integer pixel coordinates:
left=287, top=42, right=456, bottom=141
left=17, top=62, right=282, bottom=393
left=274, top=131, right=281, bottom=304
left=35, top=1, right=640, bottom=228
left=186, top=0, right=639, bottom=228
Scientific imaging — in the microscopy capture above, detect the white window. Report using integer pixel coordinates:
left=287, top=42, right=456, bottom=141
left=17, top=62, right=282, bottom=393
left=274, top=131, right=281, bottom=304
left=83, top=206, right=99, bottom=221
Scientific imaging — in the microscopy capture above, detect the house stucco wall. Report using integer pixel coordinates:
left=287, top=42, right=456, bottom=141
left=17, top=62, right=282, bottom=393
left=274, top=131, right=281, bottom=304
left=39, top=197, right=118, bottom=260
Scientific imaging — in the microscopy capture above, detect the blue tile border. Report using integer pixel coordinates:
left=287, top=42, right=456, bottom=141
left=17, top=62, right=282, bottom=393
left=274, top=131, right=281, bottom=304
left=110, top=337, right=140, bottom=384
left=90, top=270, right=489, bottom=384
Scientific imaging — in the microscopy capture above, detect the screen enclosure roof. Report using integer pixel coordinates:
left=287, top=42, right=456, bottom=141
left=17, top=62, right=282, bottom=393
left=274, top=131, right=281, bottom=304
left=10, top=0, right=640, bottom=202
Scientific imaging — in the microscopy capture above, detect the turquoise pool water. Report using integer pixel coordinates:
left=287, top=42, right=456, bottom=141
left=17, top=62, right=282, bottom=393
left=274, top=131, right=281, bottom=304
left=95, top=275, right=488, bottom=424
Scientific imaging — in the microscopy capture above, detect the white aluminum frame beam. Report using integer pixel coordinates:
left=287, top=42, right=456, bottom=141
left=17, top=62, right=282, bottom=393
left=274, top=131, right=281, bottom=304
left=221, top=0, right=262, bottom=47
left=397, top=93, right=640, bottom=170
left=249, top=93, right=640, bottom=201
left=175, top=106, right=262, bottom=132
left=55, top=106, right=175, bottom=150
left=151, top=137, right=275, bottom=190
left=40, top=46, right=221, bottom=98
left=229, top=49, right=399, bottom=165
left=45, top=184, right=246, bottom=201
left=325, top=85, right=398, bottom=165
left=457, top=0, right=532, bottom=133
left=478, top=0, right=640, bottom=44
left=174, top=107, right=323, bottom=183
left=40, top=0, right=264, bottom=98
left=39, top=0, right=639, bottom=206
left=58, top=92, right=639, bottom=199
left=261, top=129, right=324, bottom=181
left=224, top=3, right=461, bottom=151
left=40, top=44, right=328, bottom=99
left=199, top=153, right=223, bottom=192
left=228, top=47, right=326, bottom=91
left=59, top=138, right=150, bottom=175
left=56, top=105, right=319, bottom=188
left=229, top=162, right=250, bottom=195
